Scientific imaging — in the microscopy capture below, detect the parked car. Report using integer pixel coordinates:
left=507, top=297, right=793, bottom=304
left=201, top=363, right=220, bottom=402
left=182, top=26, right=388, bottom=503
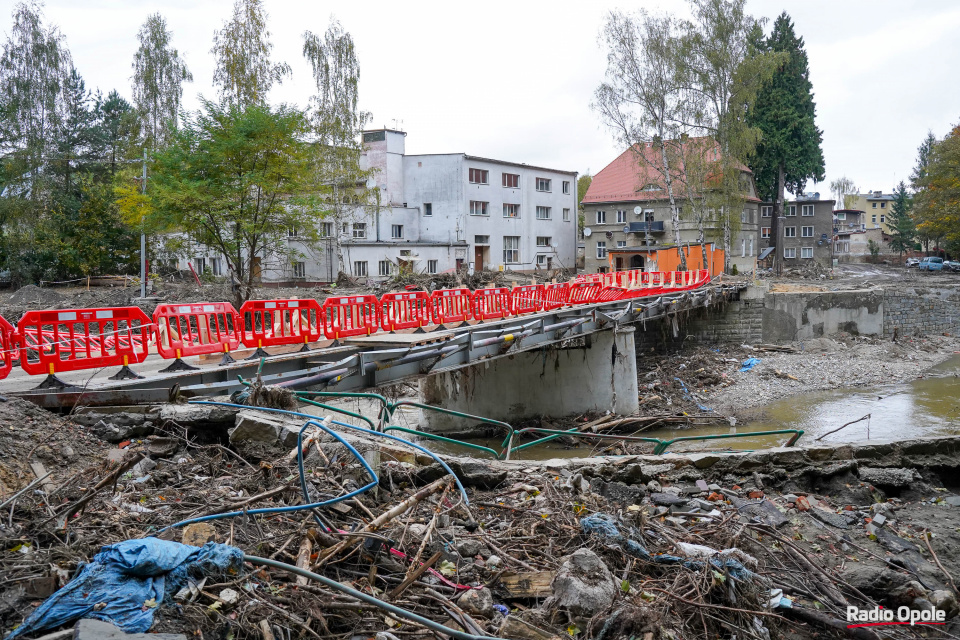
left=944, top=260, right=960, bottom=272
left=919, top=257, right=944, bottom=271
left=905, top=257, right=920, bottom=267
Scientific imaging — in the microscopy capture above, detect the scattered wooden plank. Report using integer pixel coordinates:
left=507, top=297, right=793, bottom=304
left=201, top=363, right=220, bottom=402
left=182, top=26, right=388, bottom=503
left=499, top=570, right=556, bottom=598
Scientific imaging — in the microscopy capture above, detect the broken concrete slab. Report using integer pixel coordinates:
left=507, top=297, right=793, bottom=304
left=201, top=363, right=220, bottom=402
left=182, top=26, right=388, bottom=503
left=859, top=467, right=917, bottom=488
left=808, top=509, right=849, bottom=529
left=730, top=497, right=789, bottom=528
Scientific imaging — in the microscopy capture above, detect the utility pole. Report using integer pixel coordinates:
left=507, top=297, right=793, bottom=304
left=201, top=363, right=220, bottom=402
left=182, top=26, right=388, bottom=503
left=140, top=148, right=147, bottom=299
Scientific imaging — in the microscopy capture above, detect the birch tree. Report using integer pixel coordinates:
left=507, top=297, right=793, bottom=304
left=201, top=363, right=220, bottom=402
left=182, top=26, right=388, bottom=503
left=212, top=0, right=290, bottom=109
left=131, top=13, right=191, bottom=149
left=594, top=10, right=689, bottom=270
left=303, top=19, right=372, bottom=276
left=829, top=176, right=858, bottom=210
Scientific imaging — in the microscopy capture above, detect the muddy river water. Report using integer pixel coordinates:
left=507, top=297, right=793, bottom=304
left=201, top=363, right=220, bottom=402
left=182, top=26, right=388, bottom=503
left=425, top=356, right=960, bottom=460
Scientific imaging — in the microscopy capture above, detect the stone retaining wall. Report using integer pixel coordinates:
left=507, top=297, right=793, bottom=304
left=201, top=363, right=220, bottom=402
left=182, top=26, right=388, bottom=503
left=882, top=285, right=960, bottom=339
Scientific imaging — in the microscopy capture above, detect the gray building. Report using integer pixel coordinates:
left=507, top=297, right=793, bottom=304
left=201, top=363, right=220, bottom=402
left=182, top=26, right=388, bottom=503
left=758, top=194, right=835, bottom=267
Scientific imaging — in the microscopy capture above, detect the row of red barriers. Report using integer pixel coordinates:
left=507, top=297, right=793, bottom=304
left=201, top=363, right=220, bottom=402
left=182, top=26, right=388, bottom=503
left=0, top=269, right=712, bottom=382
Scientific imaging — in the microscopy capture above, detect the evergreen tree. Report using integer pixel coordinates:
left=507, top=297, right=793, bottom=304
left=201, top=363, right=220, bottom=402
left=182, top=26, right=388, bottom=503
left=747, top=12, right=825, bottom=275
left=886, top=180, right=914, bottom=259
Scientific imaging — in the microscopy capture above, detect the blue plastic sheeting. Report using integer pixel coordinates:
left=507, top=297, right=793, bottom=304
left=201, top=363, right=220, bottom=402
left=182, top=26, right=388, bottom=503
left=8, top=538, right=243, bottom=639
left=739, top=358, right=761, bottom=372
left=580, top=513, right=755, bottom=582
left=673, top=377, right=713, bottom=412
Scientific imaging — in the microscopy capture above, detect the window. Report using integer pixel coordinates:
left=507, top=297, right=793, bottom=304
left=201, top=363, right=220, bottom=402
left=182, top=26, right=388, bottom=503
left=836, top=212, right=846, bottom=221
left=391, top=224, right=403, bottom=239
left=353, top=223, right=367, bottom=239
left=562, top=181, right=570, bottom=194
left=536, top=177, right=551, bottom=192
left=786, top=205, right=797, bottom=216
left=802, top=204, right=814, bottom=216
left=872, top=214, right=877, bottom=223
left=741, top=239, right=746, bottom=257
left=353, top=260, right=367, bottom=277
left=320, top=222, right=334, bottom=237
left=288, top=226, right=300, bottom=237
left=503, top=236, right=520, bottom=264
left=502, top=173, right=519, bottom=188
left=341, top=223, right=349, bottom=234
left=195, top=257, right=206, bottom=274
left=741, top=209, right=747, bottom=223
left=784, top=247, right=796, bottom=259
left=749, top=238, right=754, bottom=256
left=423, top=203, right=432, bottom=216
left=880, top=202, right=886, bottom=209
left=400, top=249, right=411, bottom=257
left=596, top=241, right=607, bottom=259
left=536, top=254, right=548, bottom=267
left=761, top=205, right=772, bottom=218
left=293, top=261, right=306, bottom=278
left=470, top=201, right=489, bottom=216
left=784, top=226, right=796, bottom=237
left=880, top=215, right=886, bottom=223
left=801, top=226, right=814, bottom=238
left=801, top=247, right=813, bottom=259
left=536, top=206, right=551, bottom=220
left=761, top=227, right=771, bottom=238
left=503, top=203, right=519, bottom=218
left=563, top=208, right=570, bottom=221
left=596, top=210, right=606, bottom=224
left=536, top=236, right=551, bottom=247
left=475, top=235, right=489, bottom=244
left=616, top=240, right=626, bottom=248
left=427, top=259, right=438, bottom=274
left=378, top=260, right=392, bottom=276
left=617, top=210, right=626, bottom=223
left=469, top=168, right=488, bottom=184
left=872, top=202, right=877, bottom=208
left=211, top=257, right=222, bottom=276
left=644, top=209, right=655, bottom=222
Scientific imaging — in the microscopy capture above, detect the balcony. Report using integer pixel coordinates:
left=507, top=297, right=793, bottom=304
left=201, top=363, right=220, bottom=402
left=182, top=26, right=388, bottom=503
left=628, top=221, right=665, bottom=233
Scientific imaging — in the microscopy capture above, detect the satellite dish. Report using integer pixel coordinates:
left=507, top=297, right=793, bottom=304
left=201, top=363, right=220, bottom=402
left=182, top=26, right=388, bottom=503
left=622, top=225, right=630, bottom=234
left=583, top=227, right=592, bottom=237
left=633, top=206, right=642, bottom=215
left=365, top=177, right=377, bottom=189
left=605, top=231, right=614, bottom=239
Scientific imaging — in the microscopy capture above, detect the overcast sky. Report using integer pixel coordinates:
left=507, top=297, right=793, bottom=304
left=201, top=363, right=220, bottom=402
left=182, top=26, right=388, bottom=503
left=3, top=0, right=959, bottom=198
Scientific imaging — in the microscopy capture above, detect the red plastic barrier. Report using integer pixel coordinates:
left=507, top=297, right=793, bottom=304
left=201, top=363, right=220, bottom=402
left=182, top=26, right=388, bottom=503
left=430, top=288, right=473, bottom=325
left=510, top=284, right=545, bottom=315
left=321, top=295, right=380, bottom=339
left=0, top=314, right=15, bottom=380
left=595, top=286, right=627, bottom=303
left=239, top=299, right=323, bottom=349
left=380, top=291, right=431, bottom=331
left=543, top=283, right=570, bottom=311
left=471, top=287, right=511, bottom=320
left=568, top=281, right=602, bottom=305
left=18, top=307, right=151, bottom=376
left=153, top=302, right=241, bottom=360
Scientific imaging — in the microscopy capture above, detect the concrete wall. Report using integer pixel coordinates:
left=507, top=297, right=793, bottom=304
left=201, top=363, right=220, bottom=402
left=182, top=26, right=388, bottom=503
left=762, top=289, right=884, bottom=342
left=419, top=327, right=639, bottom=432
left=883, top=286, right=960, bottom=339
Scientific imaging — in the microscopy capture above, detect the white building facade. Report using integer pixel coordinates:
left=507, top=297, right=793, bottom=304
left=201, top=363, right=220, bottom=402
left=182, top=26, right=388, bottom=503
left=173, top=129, right=577, bottom=284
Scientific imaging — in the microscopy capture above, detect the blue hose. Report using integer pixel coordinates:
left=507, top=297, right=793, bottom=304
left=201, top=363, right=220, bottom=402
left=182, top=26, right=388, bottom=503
left=159, top=417, right=378, bottom=532
left=188, top=400, right=471, bottom=506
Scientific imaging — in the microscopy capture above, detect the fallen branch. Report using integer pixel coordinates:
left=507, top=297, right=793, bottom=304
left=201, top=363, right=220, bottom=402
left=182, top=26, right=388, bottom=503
left=922, top=528, right=960, bottom=596
left=47, top=451, right=144, bottom=528
left=816, top=414, right=870, bottom=441
left=207, top=482, right=295, bottom=515
left=388, top=550, right=443, bottom=599
left=781, top=606, right=881, bottom=640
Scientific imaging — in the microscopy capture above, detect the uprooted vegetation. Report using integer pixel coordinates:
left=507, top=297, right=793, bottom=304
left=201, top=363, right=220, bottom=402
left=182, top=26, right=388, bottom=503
left=3, top=396, right=960, bottom=639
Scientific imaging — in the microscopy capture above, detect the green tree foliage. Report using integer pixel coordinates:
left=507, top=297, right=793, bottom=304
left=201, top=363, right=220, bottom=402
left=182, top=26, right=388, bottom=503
left=829, top=175, right=858, bottom=210
left=577, top=173, right=592, bottom=234
left=886, top=180, right=914, bottom=258
left=147, top=101, right=319, bottom=306
left=913, top=125, right=960, bottom=255
left=303, top=19, right=371, bottom=275
left=212, top=0, right=290, bottom=110
left=131, top=13, right=192, bottom=149
left=911, top=131, right=937, bottom=189
left=747, top=12, right=825, bottom=275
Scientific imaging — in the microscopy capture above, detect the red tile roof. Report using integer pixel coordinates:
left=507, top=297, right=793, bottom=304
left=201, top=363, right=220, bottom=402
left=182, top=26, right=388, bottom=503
left=583, top=137, right=758, bottom=204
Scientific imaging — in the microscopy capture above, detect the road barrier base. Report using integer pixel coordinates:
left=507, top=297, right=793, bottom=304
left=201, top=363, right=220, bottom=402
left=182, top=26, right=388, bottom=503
left=160, top=358, right=198, bottom=373
left=245, top=347, right=272, bottom=360
left=218, top=352, right=236, bottom=366
left=33, top=374, right=73, bottom=390
left=108, top=365, right=143, bottom=381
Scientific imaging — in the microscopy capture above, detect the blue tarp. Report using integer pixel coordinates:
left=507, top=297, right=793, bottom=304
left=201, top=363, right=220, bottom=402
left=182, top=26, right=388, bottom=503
left=7, top=538, right=243, bottom=639
left=739, top=358, right=761, bottom=372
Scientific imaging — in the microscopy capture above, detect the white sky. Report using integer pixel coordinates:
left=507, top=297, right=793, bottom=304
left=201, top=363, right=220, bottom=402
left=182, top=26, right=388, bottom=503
left=3, top=0, right=959, bottom=198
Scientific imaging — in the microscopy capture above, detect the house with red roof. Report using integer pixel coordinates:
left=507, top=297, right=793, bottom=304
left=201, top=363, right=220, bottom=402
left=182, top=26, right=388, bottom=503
left=580, top=137, right=761, bottom=274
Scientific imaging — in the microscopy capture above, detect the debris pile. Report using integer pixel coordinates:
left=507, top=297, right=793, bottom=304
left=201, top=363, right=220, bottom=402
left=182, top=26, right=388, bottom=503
left=3, top=396, right=960, bottom=639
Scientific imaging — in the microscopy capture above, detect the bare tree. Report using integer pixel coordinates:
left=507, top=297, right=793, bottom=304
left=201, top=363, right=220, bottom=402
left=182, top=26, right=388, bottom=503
left=303, top=19, right=372, bottom=277
left=131, top=13, right=192, bottom=149
left=211, top=0, right=290, bottom=109
left=594, top=10, right=690, bottom=270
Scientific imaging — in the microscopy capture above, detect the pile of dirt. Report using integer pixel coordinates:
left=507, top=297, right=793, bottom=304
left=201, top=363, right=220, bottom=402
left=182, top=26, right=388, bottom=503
left=7, top=285, right=64, bottom=307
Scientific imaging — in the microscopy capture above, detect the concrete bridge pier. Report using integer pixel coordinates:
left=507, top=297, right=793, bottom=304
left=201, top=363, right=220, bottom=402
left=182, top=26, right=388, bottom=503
left=419, top=325, right=639, bottom=433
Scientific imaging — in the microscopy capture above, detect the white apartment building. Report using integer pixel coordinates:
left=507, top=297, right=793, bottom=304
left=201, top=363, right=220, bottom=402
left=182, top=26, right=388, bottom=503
left=174, top=129, right=577, bottom=284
